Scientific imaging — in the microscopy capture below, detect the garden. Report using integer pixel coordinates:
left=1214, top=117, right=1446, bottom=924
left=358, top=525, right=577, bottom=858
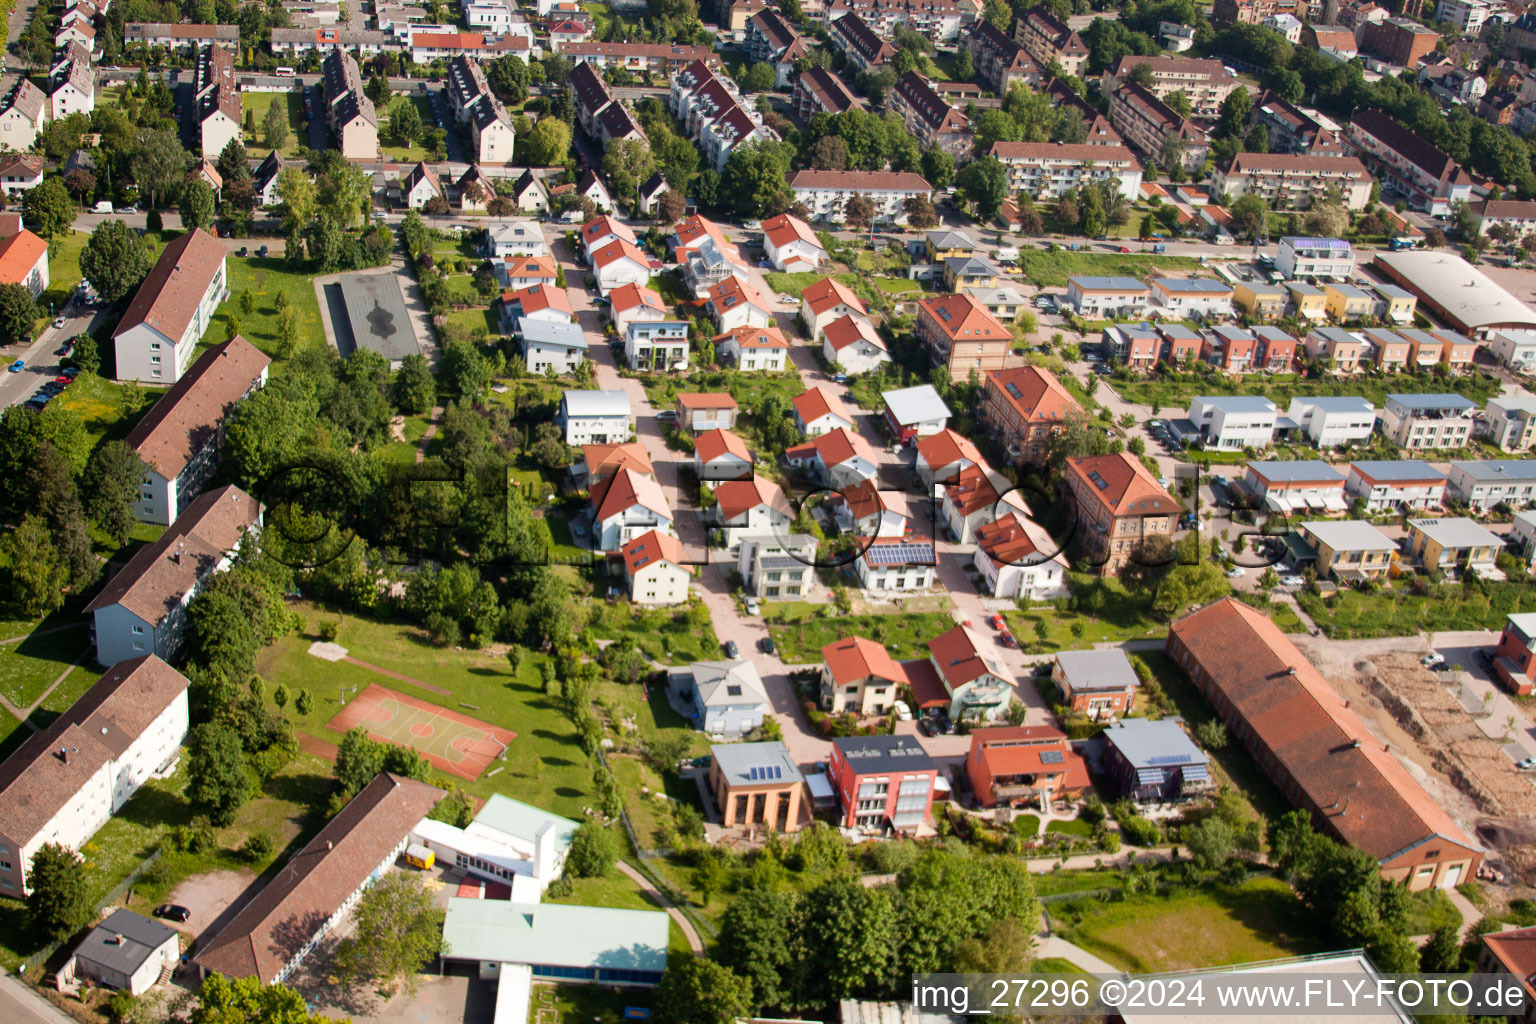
left=1296, top=579, right=1536, bottom=638
left=210, top=256, right=329, bottom=363
left=1018, top=250, right=1209, bottom=289
left=763, top=605, right=956, bottom=663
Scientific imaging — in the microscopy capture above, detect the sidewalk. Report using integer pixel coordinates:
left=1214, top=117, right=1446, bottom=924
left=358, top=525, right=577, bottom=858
left=616, top=860, right=704, bottom=956
left=1035, top=934, right=1120, bottom=975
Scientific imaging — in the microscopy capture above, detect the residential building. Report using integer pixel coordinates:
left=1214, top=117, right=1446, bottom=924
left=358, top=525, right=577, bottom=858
left=1277, top=237, right=1354, bottom=280
left=268, top=27, right=398, bottom=56
left=550, top=41, right=716, bottom=73
left=1254, top=326, right=1298, bottom=369
left=942, top=255, right=1001, bottom=293
left=987, top=140, right=1145, bottom=200
left=112, top=229, right=228, bottom=385
left=0, top=80, right=46, bottom=151
left=745, top=9, right=807, bottom=86
left=1211, top=153, right=1372, bottom=210
left=1405, top=517, right=1502, bottom=574
left=400, top=162, right=444, bottom=209
left=1323, top=282, right=1373, bottom=320
left=0, top=154, right=42, bottom=199
left=785, top=427, right=878, bottom=487
left=1289, top=281, right=1327, bottom=320
left=1232, top=281, right=1287, bottom=319
left=125, top=23, right=239, bottom=48
left=972, top=514, right=1069, bottom=600
left=1250, top=91, right=1348, bottom=157
left=1381, top=393, right=1478, bottom=450
left=1436, top=0, right=1492, bottom=34
left=1064, top=452, right=1181, bottom=574
left=1187, top=395, right=1277, bottom=449
left=1202, top=326, right=1257, bottom=372
left=715, top=324, right=788, bottom=371
left=941, top=463, right=1026, bottom=543
left=1490, top=330, right=1536, bottom=372
left=624, top=321, right=689, bottom=372
left=829, top=735, right=937, bottom=832
left=914, top=293, right=1010, bottom=374
left=1345, top=460, right=1447, bottom=511
left=737, top=532, right=817, bottom=600
left=829, top=12, right=893, bottom=71
left=1103, top=324, right=1161, bottom=370
left=621, top=530, right=691, bottom=606
left=789, top=170, right=934, bottom=225
left=1303, top=326, right=1365, bottom=371
left=589, top=238, right=651, bottom=296
left=195, top=773, right=444, bottom=985
left=761, top=213, right=825, bottom=271
left=821, top=636, right=907, bottom=715
left=965, top=726, right=1088, bottom=810
left=684, top=660, right=770, bottom=736
left=925, top=229, right=976, bottom=262
left=253, top=150, right=287, bottom=207
left=0, top=656, right=189, bottom=894
left=1356, top=327, right=1408, bottom=370
left=1360, top=16, right=1439, bottom=66
left=1213, top=0, right=1295, bottom=27
left=496, top=255, right=557, bottom=291
left=980, top=365, right=1080, bottom=465
left=125, top=338, right=270, bottom=526
left=1285, top=396, right=1376, bottom=448
left=1493, top=613, right=1536, bottom=695
left=881, top=383, right=952, bottom=442
left=855, top=538, right=937, bottom=593
left=888, top=71, right=971, bottom=158
left=1103, top=56, right=1240, bottom=117
left=1302, top=23, right=1360, bottom=58
left=1241, top=460, right=1347, bottom=514
left=1150, top=277, right=1233, bottom=318
left=1482, top=394, right=1536, bottom=451
left=484, top=221, right=548, bottom=259
left=1405, top=327, right=1477, bottom=372
left=1158, top=323, right=1204, bottom=364
left=0, top=222, right=48, bottom=299
left=1065, top=276, right=1149, bottom=319
left=1348, top=109, right=1473, bottom=215
left=674, top=393, right=738, bottom=433
left=1107, top=82, right=1208, bottom=171
left=590, top=468, right=672, bottom=551
left=964, top=19, right=1038, bottom=94
left=1290, top=519, right=1396, bottom=579
left=921, top=624, right=1012, bottom=722
left=558, top=389, right=631, bottom=445
left=793, top=386, right=854, bottom=437
left=800, top=276, right=867, bottom=343
left=499, top=282, right=573, bottom=335
left=65, top=911, right=180, bottom=996
left=634, top=173, right=668, bottom=216
left=1512, top=509, right=1536, bottom=558
left=48, top=48, right=94, bottom=120
left=1448, top=459, right=1536, bottom=510
left=792, top=66, right=859, bottom=124
left=708, top=742, right=807, bottom=832
left=1100, top=719, right=1212, bottom=803
left=1167, top=598, right=1483, bottom=889
left=519, top=320, right=587, bottom=375
left=1052, top=649, right=1140, bottom=719
left=574, top=443, right=652, bottom=488
left=963, top=283, right=1031, bottom=322
left=1471, top=198, right=1536, bottom=238
left=711, top=477, right=791, bottom=551
left=1369, top=283, right=1417, bottom=325
left=609, top=281, right=667, bottom=337
left=446, top=55, right=515, bottom=163
left=675, top=215, right=749, bottom=294
left=192, top=44, right=239, bottom=159
left=1013, top=5, right=1088, bottom=76
left=1266, top=11, right=1302, bottom=40
left=320, top=49, right=379, bottom=160
left=823, top=313, right=890, bottom=374
left=693, top=427, right=753, bottom=483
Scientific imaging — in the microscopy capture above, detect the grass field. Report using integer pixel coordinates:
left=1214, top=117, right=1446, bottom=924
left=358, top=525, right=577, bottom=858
left=1112, top=369, right=1505, bottom=416
left=1019, top=251, right=1209, bottom=289
left=585, top=599, right=721, bottom=666
left=1049, top=877, right=1326, bottom=972
left=764, top=271, right=854, bottom=297
left=1296, top=580, right=1536, bottom=638
left=212, top=256, right=327, bottom=363
left=0, top=624, right=89, bottom=709
left=764, top=606, right=955, bottom=663
left=41, top=229, right=90, bottom=315
left=50, top=372, right=164, bottom=450
left=241, top=91, right=306, bottom=158
left=380, top=95, right=438, bottom=163
left=443, top=306, right=498, bottom=341
left=1004, top=574, right=1178, bottom=650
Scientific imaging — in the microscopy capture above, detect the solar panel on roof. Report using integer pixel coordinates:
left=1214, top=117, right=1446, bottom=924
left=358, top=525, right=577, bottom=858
left=1136, top=768, right=1165, bottom=784
left=865, top=542, right=936, bottom=565
left=1147, top=754, right=1188, bottom=765
left=1183, top=765, right=1210, bottom=781
left=1040, top=750, right=1064, bottom=764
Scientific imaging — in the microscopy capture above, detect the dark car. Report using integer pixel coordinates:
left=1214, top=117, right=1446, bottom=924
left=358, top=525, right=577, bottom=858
left=916, top=717, right=936, bottom=737
left=723, top=640, right=739, bottom=658
left=257, top=245, right=269, bottom=257
left=154, top=904, right=191, bottom=923
left=1477, top=648, right=1495, bottom=668
left=758, top=636, right=776, bottom=654
left=935, top=713, right=955, bottom=734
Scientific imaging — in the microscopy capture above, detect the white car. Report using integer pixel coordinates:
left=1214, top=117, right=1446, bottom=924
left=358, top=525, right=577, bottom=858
left=892, top=700, right=913, bottom=721
left=1281, top=575, right=1306, bottom=587
left=1226, top=567, right=1245, bottom=578
left=744, top=597, right=760, bottom=616
left=1420, top=653, right=1446, bottom=669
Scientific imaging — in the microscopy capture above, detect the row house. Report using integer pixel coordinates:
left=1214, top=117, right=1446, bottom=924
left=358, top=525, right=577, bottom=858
left=829, top=12, right=894, bottom=71
left=1286, top=395, right=1376, bottom=447
left=1013, top=5, right=1088, bottom=77
left=1187, top=395, right=1277, bottom=449
left=1402, top=327, right=1477, bottom=371
left=825, top=0, right=964, bottom=43
left=1107, top=82, right=1209, bottom=171
left=1045, top=77, right=1123, bottom=146
left=1210, top=153, right=1373, bottom=210
left=447, top=55, right=515, bottom=164
left=47, top=46, right=94, bottom=121
left=669, top=59, right=775, bottom=172
left=1102, top=323, right=1159, bottom=369
left=408, top=30, right=530, bottom=64
left=1345, top=460, right=1448, bottom=511
left=1149, top=277, right=1233, bottom=319
left=744, top=9, right=809, bottom=87
left=1472, top=199, right=1536, bottom=238
left=1233, top=280, right=1287, bottom=319
left=192, top=44, right=240, bottom=160
left=1293, top=519, right=1396, bottom=580
left=980, top=365, right=1081, bottom=465
left=124, top=22, right=238, bottom=49
left=789, top=169, right=934, bottom=225
left=1369, top=285, right=1416, bottom=326
left=1447, top=460, right=1536, bottom=511
left=964, top=19, right=1038, bottom=94
left=1103, top=56, right=1241, bottom=118
left=1066, top=275, right=1149, bottom=318
left=1348, top=108, right=1474, bottom=216
left=1253, top=325, right=1297, bottom=369
left=269, top=27, right=399, bottom=55
left=1491, top=329, right=1536, bottom=372
left=1213, top=0, right=1296, bottom=25
left=570, top=59, right=616, bottom=139
left=1381, top=392, right=1478, bottom=450
left=1203, top=325, right=1257, bottom=371
left=889, top=72, right=971, bottom=159
left=320, top=48, right=378, bottom=160
left=1064, top=452, right=1181, bottom=574
left=1302, top=326, right=1364, bottom=370
left=1481, top=394, right=1536, bottom=451
left=793, top=66, right=860, bottom=124
left=1249, top=90, right=1349, bottom=157
left=1324, top=282, right=1373, bottom=320
left=989, top=141, right=1143, bottom=200
left=1405, top=516, right=1502, bottom=575
left=560, top=41, right=715, bottom=74
left=1241, top=460, right=1346, bottom=514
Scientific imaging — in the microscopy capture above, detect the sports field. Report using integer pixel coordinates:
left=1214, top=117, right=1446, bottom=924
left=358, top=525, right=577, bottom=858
left=326, top=683, right=517, bottom=780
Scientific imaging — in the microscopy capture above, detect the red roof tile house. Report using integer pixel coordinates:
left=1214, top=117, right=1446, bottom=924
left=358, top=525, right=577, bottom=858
left=0, top=656, right=190, bottom=894
left=762, top=213, right=826, bottom=271
left=714, top=324, right=789, bottom=371
left=820, top=636, right=908, bottom=715
left=0, top=221, right=48, bottom=298
left=915, top=293, right=1011, bottom=375
left=609, top=281, right=668, bottom=337
left=972, top=514, right=1068, bottom=600
left=1167, top=598, right=1482, bottom=890
left=822, top=313, right=890, bottom=375
left=195, top=773, right=445, bottom=985
left=1476, top=927, right=1536, bottom=1017
left=1492, top=612, right=1536, bottom=697
left=621, top=529, right=692, bottom=606
left=674, top=392, right=739, bottom=433
left=708, top=276, right=774, bottom=333
left=965, top=725, right=1089, bottom=809
left=124, top=337, right=270, bottom=526
left=828, top=735, right=938, bottom=832
left=1064, top=452, right=1181, bottom=574
left=693, top=427, right=753, bottom=482
left=915, top=428, right=983, bottom=487
left=799, top=276, right=867, bottom=343
left=590, top=468, right=674, bottom=552
left=786, top=427, right=878, bottom=488
left=792, top=386, right=854, bottom=437
left=576, top=442, right=652, bottom=487
left=927, top=624, right=1014, bottom=722
left=980, top=365, right=1081, bottom=465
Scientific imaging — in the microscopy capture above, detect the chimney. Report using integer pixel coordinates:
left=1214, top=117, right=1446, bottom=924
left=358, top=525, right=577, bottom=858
left=58, top=746, right=68, bottom=764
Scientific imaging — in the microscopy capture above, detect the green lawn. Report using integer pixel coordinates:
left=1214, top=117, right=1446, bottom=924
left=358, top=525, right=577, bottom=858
left=443, top=306, right=498, bottom=342
left=212, top=256, right=327, bottom=365
left=0, top=624, right=90, bottom=709
left=36, top=659, right=103, bottom=716
left=764, top=606, right=956, bottom=664
left=764, top=271, right=855, bottom=297
left=1045, top=817, right=1094, bottom=837
left=585, top=599, right=721, bottom=666
left=380, top=95, right=437, bottom=163
left=1297, top=581, right=1536, bottom=639
left=1050, top=877, right=1327, bottom=972
left=1004, top=573, right=1176, bottom=649
left=41, top=228, right=89, bottom=315
left=873, top=277, right=924, bottom=294
left=241, top=91, right=306, bottom=158
left=1019, top=251, right=1210, bottom=289
left=50, top=372, right=164, bottom=451
left=1032, top=956, right=1089, bottom=975
left=1112, top=369, right=1505, bottom=417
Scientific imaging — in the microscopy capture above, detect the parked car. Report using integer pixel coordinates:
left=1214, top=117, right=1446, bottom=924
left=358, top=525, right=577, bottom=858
left=1281, top=575, right=1306, bottom=587
left=1477, top=648, right=1494, bottom=668
left=154, top=904, right=191, bottom=923
left=758, top=636, right=775, bottom=654
left=51, top=316, right=65, bottom=329
left=53, top=375, right=73, bottom=385
left=987, top=614, right=1005, bottom=630
left=7, top=359, right=23, bottom=372
left=744, top=597, right=760, bottom=615
left=892, top=701, right=912, bottom=721
left=60, top=366, right=78, bottom=378
left=723, top=640, right=739, bottom=658
left=917, top=717, right=936, bottom=737
left=1420, top=653, right=1446, bottom=669
left=1225, top=567, right=1245, bottom=578
left=236, top=246, right=247, bottom=257
left=257, top=245, right=269, bottom=257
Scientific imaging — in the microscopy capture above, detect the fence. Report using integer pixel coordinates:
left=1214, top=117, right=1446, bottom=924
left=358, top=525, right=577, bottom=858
left=20, top=849, right=164, bottom=975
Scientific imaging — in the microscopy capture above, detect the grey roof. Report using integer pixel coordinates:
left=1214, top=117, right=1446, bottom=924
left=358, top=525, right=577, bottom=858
left=1243, top=281, right=1287, bottom=296
left=710, top=740, right=801, bottom=786
left=926, top=229, right=976, bottom=249
left=1349, top=460, right=1449, bottom=482
left=1375, top=250, right=1536, bottom=333
left=1247, top=460, right=1344, bottom=483
left=1102, top=718, right=1208, bottom=771
left=1407, top=517, right=1504, bottom=548
left=74, top=909, right=177, bottom=977
left=1288, top=281, right=1325, bottom=296
left=473, top=793, right=578, bottom=851
left=1191, top=395, right=1277, bottom=413
left=441, top=899, right=669, bottom=973
left=561, top=389, right=631, bottom=418
left=962, top=285, right=1029, bottom=305
left=1327, top=282, right=1370, bottom=298
left=944, top=255, right=1002, bottom=277
left=520, top=319, right=588, bottom=351
left=1301, top=519, right=1397, bottom=551
left=1487, top=394, right=1536, bottom=416
left=1054, top=649, right=1140, bottom=693
left=1290, top=396, right=1373, bottom=413
left=832, top=734, right=935, bottom=774
left=1070, top=275, right=1147, bottom=291
left=1311, top=326, right=1359, bottom=345
left=487, top=221, right=544, bottom=246
left=881, top=384, right=952, bottom=424
left=691, top=659, right=769, bottom=708
left=1153, top=276, right=1231, bottom=293
left=1452, top=459, right=1536, bottom=482
left=1386, top=393, right=1478, bottom=412
left=336, top=273, right=420, bottom=362
left=1371, top=282, right=1413, bottom=299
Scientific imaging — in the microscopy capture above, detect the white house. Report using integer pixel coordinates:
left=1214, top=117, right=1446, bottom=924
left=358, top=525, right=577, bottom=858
left=1447, top=460, right=1536, bottom=511
left=589, top=238, right=651, bottom=296
left=1490, top=330, right=1536, bottom=373
left=86, top=486, right=261, bottom=667
left=609, top=281, right=668, bottom=337
left=800, top=276, right=867, bottom=343
left=578, top=214, right=636, bottom=259
left=510, top=169, right=549, bottom=212
left=941, top=464, right=1030, bottom=544
left=737, top=532, right=818, bottom=601
left=927, top=624, right=1011, bottom=722
left=497, top=256, right=558, bottom=292
left=788, top=169, right=934, bottom=226
left=0, top=80, right=47, bottom=151
left=1344, top=460, right=1448, bottom=512
left=0, top=657, right=190, bottom=895
left=577, top=168, right=612, bottom=213
left=715, top=325, right=788, bottom=371
left=48, top=54, right=94, bottom=120
left=708, top=276, right=773, bottom=333
left=520, top=320, right=587, bottom=375
left=712, top=476, right=792, bottom=550
left=1065, top=276, right=1150, bottom=319
left=973, top=515, right=1069, bottom=600
left=194, top=44, right=240, bottom=160
left=1276, top=237, right=1354, bottom=280
left=624, top=321, right=689, bottom=372
left=590, top=467, right=673, bottom=551
left=834, top=480, right=908, bottom=540
left=401, top=162, right=445, bottom=208
left=856, top=539, right=936, bottom=593
left=499, top=282, right=573, bottom=335
left=1284, top=396, right=1377, bottom=448
left=786, top=428, right=878, bottom=488
left=684, top=660, right=770, bottom=736
left=761, top=213, right=825, bottom=271
left=882, top=384, right=952, bottom=440
left=66, top=911, right=181, bottom=996
left=792, top=387, right=854, bottom=437
left=621, top=529, right=691, bottom=605
left=125, top=337, right=270, bottom=526
left=1186, top=395, right=1278, bottom=450
left=484, top=221, right=549, bottom=259
left=822, top=314, right=889, bottom=374
left=1150, top=277, right=1234, bottom=319
left=0, top=224, right=49, bottom=299
left=559, top=389, right=632, bottom=445
left=112, top=228, right=229, bottom=384
left=693, top=427, right=753, bottom=482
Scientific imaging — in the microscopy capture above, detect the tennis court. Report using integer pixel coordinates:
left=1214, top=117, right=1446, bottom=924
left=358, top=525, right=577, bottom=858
left=326, top=683, right=516, bottom=781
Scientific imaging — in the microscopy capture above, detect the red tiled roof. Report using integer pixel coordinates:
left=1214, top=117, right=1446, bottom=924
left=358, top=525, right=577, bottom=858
left=974, top=515, right=1042, bottom=567
left=762, top=213, right=822, bottom=251
left=915, top=428, right=982, bottom=476
left=582, top=442, right=652, bottom=479
left=124, top=337, right=270, bottom=478
left=928, top=624, right=1003, bottom=689
left=786, top=426, right=873, bottom=468
left=1066, top=452, right=1180, bottom=516
left=788, top=169, right=933, bottom=192
left=1482, top=927, right=1536, bottom=1001
left=694, top=427, right=750, bottom=464
left=902, top=657, right=949, bottom=708
left=609, top=281, right=665, bottom=315
left=502, top=256, right=558, bottom=281
left=822, top=636, right=906, bottom=686
left=113, top=229, right=227, bottom=344
left=707, top=276, right=768, bottom=315
left=591, top=237, right=649, bottom=271
left=0, top=228, right=46, bottom=287
left=713, top=475, right=786, bottom=521
left=621, top=529, right=685, bottom=574
left=918, top=293, right=1009, bottom=343
left=580, top=214, right=636, bottom=248
left=793, top=386, right=843, bottom=426
left=714, top=324, right=787, bottom=349
left=968, top=725, right=1089, bottom=789
left=802, top=276, right=866, bottom=317
left=822, top=313, right=884, bottom=353
left=590, top=467, right=671, bottom=521
left=676, top=392, right=738, bottom=410
left=501, top=282, right=572, bottom=317
left=944, top=462, right=1001, bottom=517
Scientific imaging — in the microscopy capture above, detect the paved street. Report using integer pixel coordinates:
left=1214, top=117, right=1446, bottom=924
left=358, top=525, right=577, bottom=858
left=0, top=972, right=75, bottom=1024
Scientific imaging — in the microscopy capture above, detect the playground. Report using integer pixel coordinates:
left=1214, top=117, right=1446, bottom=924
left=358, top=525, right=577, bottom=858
left=326, top=683, right=517, bottom=781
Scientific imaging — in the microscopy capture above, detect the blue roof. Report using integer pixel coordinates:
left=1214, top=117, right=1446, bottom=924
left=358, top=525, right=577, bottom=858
left=1281, top=237, right=1351, bottom=250
left=1247, top=460, right=1344, bottom=482
left=1153, top=277, right=1230, bottom=293
left=1387, top=393, right=1477, bottom=411
left=1102, top=718, right=1208, bottom=771
left=1070, top=275, right=1147, bottom=290
left=1350, top=460, right=1448, bottom=482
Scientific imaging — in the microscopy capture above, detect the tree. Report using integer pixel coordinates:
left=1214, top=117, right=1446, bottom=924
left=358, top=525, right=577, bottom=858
left=80, top=220, right=152, bottom=303
left=389, top=99, right=423, bottom=147
left=921, top=145, right=955, bottom=189
left=903, top=196, right=938, bottom=229
left=956, top=156, right=1008, bottom=219
left=720, top=141, right=793, bottom=218
left=796, top=876, right=895, bottom=1004
left=1126, top=61, right=1156, bottom=88
left=27, top=843, right=92, bottom=941
left=83, top=440, right=144, bottom=545
left=0, top=514, right=69, bottom=615
left=601, top=138, right=657, bottom=203
left=523, top=117, right=571, bottom=166
left=1165, top=89, right=1192, bottom=120
left=335, top=726, right=386, bottom=796
left=0, top=283, right=37, bottom=344
left=1216, top=88, right=1251, bottom=139
left=22, top=179, right=76, bottom=239
left=717, top=890, right=796, bottom=1012
left=180, top=180, right=217, bottom=231
left=1419, top=924, right=1460, bottom=973
left=1302, top=201, right=1349, bottom=238
left=187, top=721, right=249, bottom=826
left=276, top=167, right=317, bottom=233
left=63, top=168, right=95, bottom=203
left=216, top=137, right=251, bottom=183
left=262, top=98, right=290, bottom=151
left=441, top=340, right=491, bottom=399
left=566, top=821, right=618, bottom=877
left=276, top=305, right=300, bottom=357
left=366, top=73, right=392, bottom=108
left=132, top=130, right=192, bottom=207
left=393, top=353, right=436, bottom=413
left=191, top=974, right=344, bottom=1024
left=741, top=62, right=776, bottom=92
left=656, top=958, right=752, bottom=1024
left=656, top=189, right=687, bottom=223
left=334, top=872, right=445, bottom=996
left=843, top=193, right=874, bottom=229
left=1243, top=124, right=1269, bottom=153
left=1181, top=814, right=1237, bottom=870
left=809, top=135, right=849, bottom=170
left=1228, top=194, right=1269, bottom=242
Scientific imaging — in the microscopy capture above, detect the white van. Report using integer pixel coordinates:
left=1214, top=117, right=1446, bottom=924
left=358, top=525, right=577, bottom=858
left=92, top=201, right=113, bottom=214
left=994, top=247, right=1020, bottom=263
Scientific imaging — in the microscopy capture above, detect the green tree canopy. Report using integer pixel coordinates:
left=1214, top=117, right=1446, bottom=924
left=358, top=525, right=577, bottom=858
left=28, top=842, right=92, bottom=941
left=334, top=872, right=446, bottom=995
left=0, top=282, right=38, bottom=345
left=181, top=179, right=217, bottom=231
left=80, top=219, right=153, bottom=301
left=22, top=178, right=76, bottom=238
left=565, top=821, right=618, bottom=877
left=187, top=720, right=250, bottom=825
left=655, top=957, right=752, bottom=1024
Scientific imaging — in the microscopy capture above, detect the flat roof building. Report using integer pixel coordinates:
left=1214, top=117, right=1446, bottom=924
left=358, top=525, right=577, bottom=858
left=1374, top=250, right=1536, bottom=338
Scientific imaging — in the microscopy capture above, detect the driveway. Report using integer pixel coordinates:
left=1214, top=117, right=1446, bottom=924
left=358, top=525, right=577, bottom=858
left=160, top=867, right=260, bottom=944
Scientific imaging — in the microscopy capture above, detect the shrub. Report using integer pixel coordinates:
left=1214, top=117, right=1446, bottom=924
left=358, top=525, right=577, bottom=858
left=318, top=619, right=341, bottom=642
left=238, top=831, right=275, bottom=862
